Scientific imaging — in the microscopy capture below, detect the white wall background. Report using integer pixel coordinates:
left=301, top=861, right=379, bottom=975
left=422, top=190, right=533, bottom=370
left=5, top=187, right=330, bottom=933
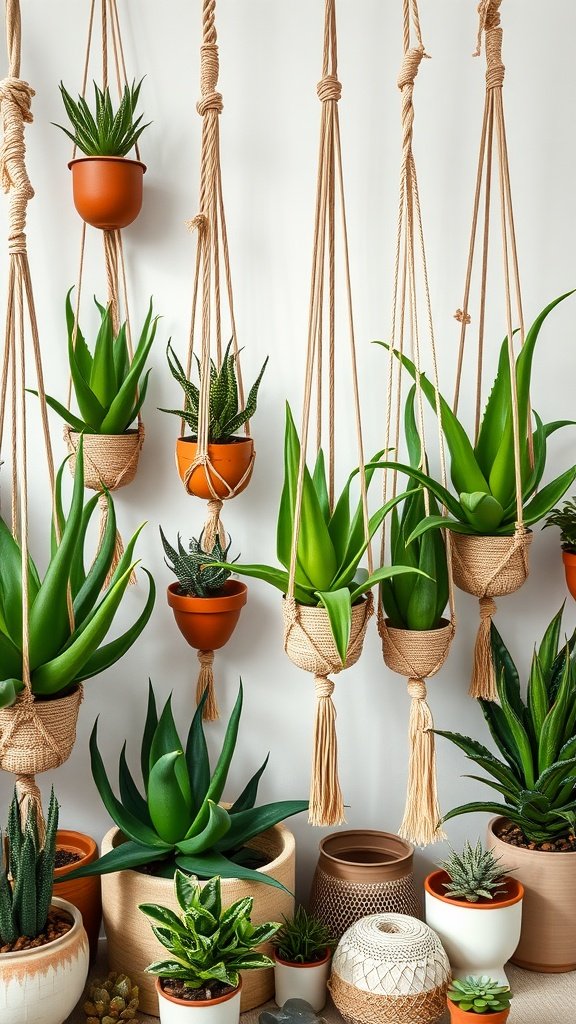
left=1, top=0, right=576, bottom=898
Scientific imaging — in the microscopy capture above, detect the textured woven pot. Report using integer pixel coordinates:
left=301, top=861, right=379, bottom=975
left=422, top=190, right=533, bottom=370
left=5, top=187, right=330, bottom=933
left=329, top=913, right=450, bottom=1024
left=0, top=687, right=82, bottom=774
left=449, top=531, right=532, bottom=598
left=283, top=598, right=370, bottom=675
left=65, top=427, right=144, bottom=491
left=380, top=619, right=454, bottom=678
left=101, top=823, right=296, bottom=1015
left=309, top=831, right=421, bottom=941
left=487, top=816, right=576, bottom=972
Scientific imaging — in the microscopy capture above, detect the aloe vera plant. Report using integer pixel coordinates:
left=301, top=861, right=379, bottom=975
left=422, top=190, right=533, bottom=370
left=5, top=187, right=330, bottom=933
left=0, top=438, right=155, bottom=709
left=55, top=80, right=150, bottom=157
left=437, top=607, right=576, bottom=842
left=61, top=682, right=308, bottom=889
left=374, top=293, right=576, bottom=538
left=35, top=291, right=157, bottom=435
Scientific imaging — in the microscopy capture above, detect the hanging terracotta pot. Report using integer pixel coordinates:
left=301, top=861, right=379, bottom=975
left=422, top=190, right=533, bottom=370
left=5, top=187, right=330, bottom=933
left=68, top=156, right=146, bottom=230
left=449, top=532, right=532, bottom=599
left=175, top=436, right=255, bottom=499
left=447, top=1000, right=509, bottom=1024
left=562, top=550, right=576, bottom=600
left=167, top=581, right=247, bottom=650
left=0, top=687, right=83, bottom=774
left=64, top=427, right=144, bottom=492
left=54, top=831, right=102, bottom=964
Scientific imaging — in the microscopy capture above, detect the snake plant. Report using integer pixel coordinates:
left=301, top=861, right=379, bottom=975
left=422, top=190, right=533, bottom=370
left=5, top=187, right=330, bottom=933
left=0, top=790, right=58, bottom=945
left=35, top=290, right=157, bottom=435
left=0, top=438, right=155, bottom=709
left=55, top=80, right=150, bottom=157
left=374, top=292, right=576, bottom=538
left=437, top=607, right=576, bottom=843
left=61, top=682, right=308, bottom=889
left=160, top=528, right=235, bottom=598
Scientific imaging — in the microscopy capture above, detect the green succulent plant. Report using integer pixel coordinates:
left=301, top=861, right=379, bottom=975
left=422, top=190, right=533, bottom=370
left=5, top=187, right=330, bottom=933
left=0, top=438, right=155, bottom=709
left=271, top=906, right=335, bottom=964
left=160, top=528, right=235, bottom=598
left=140, top=872, right=280, bottom=995
left=447, top=976, right=512, bottom=1014
left=61, top=682, right=308, bottom=889
left=373, top=292, right=576, bottom=537
left=0, top=790, right=58, bottom=945
left=84, top=972, right=139, bottom=1023
left=441, top=840, right=508, bottom=903
left=437, top=606, right=576, bottom=843
left=161, top=340, right=268, bottom=443
left=35, top=291, right=158, bottom=435
left=55, top=80, right=150, bottom=157
left=544, top=496, right=576, bottom=554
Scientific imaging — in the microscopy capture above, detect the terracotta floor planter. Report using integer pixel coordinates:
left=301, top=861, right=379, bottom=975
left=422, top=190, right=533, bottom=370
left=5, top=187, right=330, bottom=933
left=562, top=550, right=576, bottom=600
left=101, top=823, right=295, bottom=1015
left=487, top=816, right=576, bottom=972
left=167, top=581, right=248, bottom=650
left=156, top=977, right=242, bottom=1024
left=447, top=999, right=509, bottom=1023
left=54, top=830, right=102, bottom=963
left=175, top=436, right=255, bottom=499
left=273, top=949, right=331, bottom=1011
left=69, top=156, right=146, bottom=229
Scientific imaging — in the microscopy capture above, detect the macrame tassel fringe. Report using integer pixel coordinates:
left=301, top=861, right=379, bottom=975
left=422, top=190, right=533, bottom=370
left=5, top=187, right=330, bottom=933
left=16, top=773, right=45, bottom=842
left=398, top=678, right=446, bottom=846
left=196, top=650, right=219, bottom=721
left=309, top=675, right=345, bottom=827
left=470, top=596, right=498, bottom=700
left=97, top=493, right=136, bottom=587
left=201, top=498, right=226, bottom=552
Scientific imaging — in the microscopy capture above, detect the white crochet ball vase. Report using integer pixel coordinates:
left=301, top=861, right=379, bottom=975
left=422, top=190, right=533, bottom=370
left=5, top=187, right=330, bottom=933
left=329, top=913, right=450, bottom=1024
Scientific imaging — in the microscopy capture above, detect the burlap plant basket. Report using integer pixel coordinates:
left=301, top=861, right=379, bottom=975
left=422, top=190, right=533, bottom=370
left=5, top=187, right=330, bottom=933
left=0, top=686, right=83, bottom=774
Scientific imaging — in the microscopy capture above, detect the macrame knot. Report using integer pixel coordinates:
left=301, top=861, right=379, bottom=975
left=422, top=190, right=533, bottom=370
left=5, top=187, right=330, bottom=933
left=397, top=46, right=426, bottom=90
left=198, top=42, right=222, bottom=114
left=197, top=90, right=223, bottom=117
left=201, top=497, right=225, bottom=551
left=186, top=212, right=209, bottom=235
left=454, top=308, right=471, bottom=324
left=0, top=76, right=35, bottom=253
left=407, top=677, right=427, bottom=701
left=198, top=649, right=214, bottom=669
left=0, top=76, right=34, bottom=125
left=474, top=0, right=502, bottom=56
left=480, top=594, right=497, bottom=620
left=317, top=74, right=342, bottom=104
left=314, top=674, right=335, bottom=699
left=485, top=28, right=505, bottom=89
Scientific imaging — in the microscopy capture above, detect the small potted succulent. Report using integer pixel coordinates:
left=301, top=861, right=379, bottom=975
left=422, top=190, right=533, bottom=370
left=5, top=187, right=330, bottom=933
left=271, top=906, right=335, bottom=1011
left=83, top=972, right=139, bottom=1021
left=140, top=873, right=280, bottom=1023
left=447, top=976, right=512, bottom=1022
left=425, top=841, right=523, bottom=985
left=0, top=791, right=89, bottom=1024
left=544, top=495, right=576, bottom=599
left=55, top=79, right=150, bottom=229
left=161, top=340, right=268, bottom=498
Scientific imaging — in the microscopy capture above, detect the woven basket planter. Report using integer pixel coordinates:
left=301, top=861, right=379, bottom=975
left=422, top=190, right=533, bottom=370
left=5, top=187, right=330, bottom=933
left=0, top=687, right=83, bottom=774
left=64, top=427, right=144, bottom=492
left=380, top=619, right=454, bottom=678
left=283, top=598, right=370, bottom=675
left=329, top=913, right=450, bottom=1024
left=449, top=531, right=532, bottom=599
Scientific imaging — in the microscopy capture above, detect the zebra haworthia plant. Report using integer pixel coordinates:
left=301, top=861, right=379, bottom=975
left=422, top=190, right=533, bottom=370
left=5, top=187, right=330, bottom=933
left=0, top=790, right=58, bottom=946
left=55, top=80, right=150, bottom=157
left=441, top=840, right=508, bottom=904
left=160, top=528, right=236, bottom=598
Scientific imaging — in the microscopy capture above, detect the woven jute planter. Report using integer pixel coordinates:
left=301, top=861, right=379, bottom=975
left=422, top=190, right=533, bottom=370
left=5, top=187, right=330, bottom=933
left=0, top=687, right=83, bottom=774
left=283, top=597, right=371, bottom=675
left=64, top=427, right=144, bottom=492
left=329, top=913, right=450, bottom=1024
left=380, top=618, right=454, bottom=679
left=101, top=822, right=296, bottom=1016
left=449, top=531, right=532, bottom=598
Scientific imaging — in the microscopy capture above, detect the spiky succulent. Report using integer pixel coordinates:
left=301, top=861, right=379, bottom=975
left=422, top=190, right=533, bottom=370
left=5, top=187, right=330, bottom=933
left=161, top=340, right=268, bottom=443
left=271, top=906, right=335, bottom=964
left=447, top=976, right=512, bottom=1014
left=441, top=840, right=508, bottom=903
left=55, top=80, right=150, bottom=157
left=0, top=790, right=58, bottom=945
left=160, top=528, right=235, bottom=597
left=544, top=496, right=576, bottom=554
left=84, top=973, right=139, bottom=1023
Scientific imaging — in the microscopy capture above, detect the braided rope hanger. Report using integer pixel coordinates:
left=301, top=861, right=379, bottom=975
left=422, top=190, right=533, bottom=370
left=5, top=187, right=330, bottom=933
left=283, top=0, right=372, bottom=828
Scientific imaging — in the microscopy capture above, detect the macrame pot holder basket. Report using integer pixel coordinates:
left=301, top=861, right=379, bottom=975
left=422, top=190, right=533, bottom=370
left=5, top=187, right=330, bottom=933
left=380, top=619, right=454, bottom=678
left=283, top=597, right=371, bottom=675
left=64, top=426, right=144, bottom=491
left=329, top=913, right=450, bottom=1024
left=449, top=531, right=532, bottom=598
left=0, top=686, right=83, bottom=773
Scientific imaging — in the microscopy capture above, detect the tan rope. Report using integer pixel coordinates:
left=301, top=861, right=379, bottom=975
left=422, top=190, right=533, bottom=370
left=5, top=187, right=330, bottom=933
left=196, top=650, right=219, bottom=722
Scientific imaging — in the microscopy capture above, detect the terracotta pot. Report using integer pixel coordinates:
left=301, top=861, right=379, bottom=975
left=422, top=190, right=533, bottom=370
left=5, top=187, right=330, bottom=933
left=447, top=999, right=509, bottom=1023
left=424, top=869, right=523, bottom=985
left=0, top=897, right=89, bottom=1024
left=175, top=436, right=255, bottom=499
left=562, top=550, right=576, bottom=600
left=53, top=830, right=102, bottom=963
left=156, top=978, right=242, bottom=1024
left=273, top=949, right=331, bottom=1011
left=69, top=156, right=146, bottom=229
left=101, top=823, right=295, bottom=1015
left=309, top=830, right=421, bottom=941
left=487, top=816, right=576, bottom=971
left=167, top=581, right=248, bottom=651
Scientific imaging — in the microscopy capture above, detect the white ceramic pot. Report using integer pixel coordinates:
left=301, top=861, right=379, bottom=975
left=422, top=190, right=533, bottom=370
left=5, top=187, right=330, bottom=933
left=156, top=977, right=242, bottom=1024
left=425, top=869, right=523, bottom=985
left=0, top=896, right=89, bottom=1024
left=273, top=949, right=331, bottom=1011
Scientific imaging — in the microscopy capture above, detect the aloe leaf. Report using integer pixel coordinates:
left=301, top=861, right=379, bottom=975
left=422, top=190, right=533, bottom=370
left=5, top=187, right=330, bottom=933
left=368, top=460, right=464, bottom=520
left=332, top=489, right=416, bottom=590
left=0, top=516, right=38, bottom=646
left=460, top=491, right=504, bottom=532
left=174, top=851, right=291, bottom=893
left=474, top=334, right=515, bottom=477
left=350, top=564, right=428, bottom=603
left=316, top=587, right=353, bottom=665
left=113, top=322, right=129, bottom=386
left=148, top=752, right=191, bottom=845
left=185, top=692, right=211, bottom=817
left=72, top=491, right=116, bottom=621
left=217, top=561, right=314, bottom=604
left=175, top=801, right=231, bottom=855
left=406, top=528, right=445, bottom=630
left=313, top=449, right=330, bottom=525
left=0, top=676, right=23, bottom=708
left=229, top=754, right=270, bottom=814
left=140, top=681, right=158, bottom=790
left=72, top=569, right=155, bottom=682
left=538, top=651, right=574, bottom=774
left=119, top=743, right=152, bottom=826
left=59, top=841, right=168, bottom=881
left=497, top=685, right=536, bottom=789
left=538, top=607, right=564, bottom=682
left=30, top=391, right=88, bottom=432
left=441, top=801, right=526, bottom=825
left=404, top=385, right=422, bottom=467
left=100, top=305, right=157, bottom=433
left=205, top=684, right=243, bottom=806
left=216, top=801, right=309, bottom=852
left=517, top=466, right=576, bottom=529
left=277, top=403, right=315, bottom=588
left=150, top=696, right=192, bottom=810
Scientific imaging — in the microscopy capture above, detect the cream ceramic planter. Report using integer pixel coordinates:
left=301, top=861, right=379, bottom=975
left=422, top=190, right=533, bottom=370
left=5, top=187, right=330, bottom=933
left=156, top=978, right=242, bottom=1024
left=424, top=869, right=523, bottom=985
left=0, top=897, right=89, bottom=1024
left=101, top=824, right=296, bottom=1015
left=273, top=950, right=331, bottom=1011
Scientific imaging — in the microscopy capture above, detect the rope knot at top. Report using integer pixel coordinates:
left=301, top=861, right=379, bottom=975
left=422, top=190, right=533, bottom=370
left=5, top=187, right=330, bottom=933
left=197, top=42, right=223, bottom=115
left=314, top=674, right=335, bottom=699
left=0, top=76, right=35, bottom=253
left=397, top=46, right=428, bottom=91
left=317, top=74, right=342, bottom=104
left=407, top=677, right=427, bottom=700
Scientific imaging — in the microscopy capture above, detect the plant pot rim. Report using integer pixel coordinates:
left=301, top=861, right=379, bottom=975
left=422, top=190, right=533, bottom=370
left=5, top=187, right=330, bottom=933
left=68, top=155, right=147, bottom=172
left=155, top=975, right=242, bottom=1007
left=54, top=830, right=98, bottom=877
left=318, top=829, right=413, bottom=867
left=451, top=528, right=533, bottom=541
left=0, top=897, right=82, bottom=961
left=177, top=435, right=254, bottom=448
left=383, top=616, right=452, bottom=636
left=425, top=868, right=523, bottom=909
left=489, top=816, right=576, bottom=857
left=447, top=998, right=509, bottom=1021
left=562, top=549, right=576, bottom=562
left=67, top=428, right=140, bottom=438
left=167, top=579, right=248, bottom=614
left=273, top=948, right=331, bottom=968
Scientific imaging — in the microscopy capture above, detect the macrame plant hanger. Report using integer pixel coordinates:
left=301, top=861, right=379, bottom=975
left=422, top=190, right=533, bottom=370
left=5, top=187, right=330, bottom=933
left=0, top=0, right=82, bottom=827
left=377, top=0, right=455, bottom=846
left=283, top=0, right=373, bottom=828
left=65, top=0, right=146, bottom=586
left=451, top=0, right=530, bottom=700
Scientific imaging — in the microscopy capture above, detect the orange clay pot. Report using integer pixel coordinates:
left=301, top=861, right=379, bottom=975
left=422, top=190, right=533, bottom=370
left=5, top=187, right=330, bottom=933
left=53, top=830, right=102, bottom=963
left=167, top=580, right=247, bottom=651
left=69, top=156, right=146, bottom=229
left=447, top=1000, right=509, bottom=1023
left=562, top=550, right=576, bottom=601
left=175, top=436, right=254, bottom=500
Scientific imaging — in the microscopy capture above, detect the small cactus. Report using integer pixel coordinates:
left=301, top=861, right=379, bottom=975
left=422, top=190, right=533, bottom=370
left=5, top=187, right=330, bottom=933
left=84, top=973, right=139, bottom=1022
